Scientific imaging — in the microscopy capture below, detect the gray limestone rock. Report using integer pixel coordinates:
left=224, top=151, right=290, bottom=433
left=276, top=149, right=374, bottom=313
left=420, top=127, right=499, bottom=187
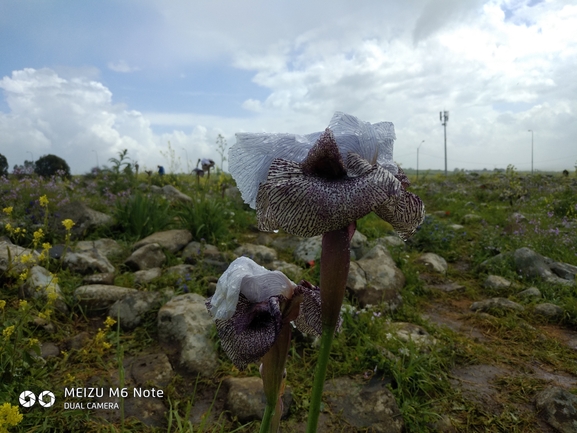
left=349, top=245, right=405, bottom=309
left=160, top=184, right=193, bottom=202
left=415, top=252, right=448, bottom=274
left=134, top=268, right=162, bottom=285
left=484, top=275, right=512, bottom=290
left=0, top=241, right=40, bottom=274
left=157, top=293, right=218, bottom=376
left=63, top=249, right=115, bottom=275
left=517, top=287, right=541, bottom=299
left=535, top=386, right=577, bottom=433
left=376, top=235, right=406, bottom=248
left=224, top=376, right=291, bottom=422
left=132, top=229, right=192, bottom=254
left=266, top=260, right=302, bottom=280
left=74, top=285, right=139, bottom=311
left=181, top=241, right=223, bottom=263
left=20, top=265, right=68, bottom=313
left=514, top=247, right=574, bottom=286
left=83, top=272, right=116, bottom=285
left=390, top=322, right=437, bottom=348
left=75, top=239, right=123, bottom=259
left=164, top=264, right=195, bottom=279
left=52, top=201, right=112, bottom=239
left=323, top=376, right=404, bottom=433
left=234, top=243, right=277, bottom=265
left=470, top=298, right=525, bottom=315
left=124, top=243, right=166, bottom=271
left=109, top=291, right=162, bottom=330
left=293, top=236, right=322, bottom=263
left=534, top=303, right=565, bottom=319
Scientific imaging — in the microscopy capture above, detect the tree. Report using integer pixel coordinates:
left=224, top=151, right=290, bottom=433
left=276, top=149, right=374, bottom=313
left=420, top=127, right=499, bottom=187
left=0, top=154, right=8, bottom=176
left=34, top=154, right=71, bottom=179
left=216, top=134, right=228, bottom=172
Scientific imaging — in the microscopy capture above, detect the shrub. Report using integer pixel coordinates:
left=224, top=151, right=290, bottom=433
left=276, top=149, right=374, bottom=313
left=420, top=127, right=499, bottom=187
left=0, top=153, right=8, bottom=176
left=112, top=192, right=173, bottom=240
left=175, top=195, right=229, bottom=243
left=34, top=154, right=71, bottom=179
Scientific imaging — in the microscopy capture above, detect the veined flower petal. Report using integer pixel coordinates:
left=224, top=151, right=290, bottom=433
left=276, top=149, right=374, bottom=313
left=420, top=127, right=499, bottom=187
left=208, top=257, right=296, bottom=320
left=256, top=151, right=402, bottom=237
left=212, top=295, right=283, bottom=370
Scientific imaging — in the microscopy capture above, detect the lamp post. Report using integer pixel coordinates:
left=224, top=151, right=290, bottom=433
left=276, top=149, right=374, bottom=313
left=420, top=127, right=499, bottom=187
left=528, top=130, right=533, bottom=175
left=92, top=150, right=99, bottom=168
left=417, top=140, right=425, bottom=181
left=440, top=111, right=449, bottom=176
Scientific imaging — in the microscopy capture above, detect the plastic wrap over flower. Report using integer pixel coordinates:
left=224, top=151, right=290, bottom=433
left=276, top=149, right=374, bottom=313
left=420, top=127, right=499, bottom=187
left=229, top=112, right=425, bottom=240
left=206, top=257, right=323, bottom=369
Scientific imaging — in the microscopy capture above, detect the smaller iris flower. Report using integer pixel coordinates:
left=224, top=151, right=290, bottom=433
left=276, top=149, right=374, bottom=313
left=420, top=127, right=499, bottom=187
left=206, top=257, right=323, bottom=370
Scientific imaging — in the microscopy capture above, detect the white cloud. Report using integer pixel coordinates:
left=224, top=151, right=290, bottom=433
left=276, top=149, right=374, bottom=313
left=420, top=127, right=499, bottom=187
left=107, top=60, right=140, bottom=73
left=0, top=68, right=228, bottom=174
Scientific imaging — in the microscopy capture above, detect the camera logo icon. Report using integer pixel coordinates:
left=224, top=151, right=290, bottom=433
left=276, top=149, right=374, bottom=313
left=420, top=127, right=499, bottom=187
left=19, top=390, right=55, bottom=408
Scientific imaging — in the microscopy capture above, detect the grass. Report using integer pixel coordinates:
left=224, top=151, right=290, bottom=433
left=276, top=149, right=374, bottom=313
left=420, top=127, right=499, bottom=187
left=1, top=167, right=576, bottom=432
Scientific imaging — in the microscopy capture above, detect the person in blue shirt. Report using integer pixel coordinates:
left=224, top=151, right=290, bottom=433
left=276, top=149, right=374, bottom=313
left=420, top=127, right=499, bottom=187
left=157, top=165, right=165, bottom=176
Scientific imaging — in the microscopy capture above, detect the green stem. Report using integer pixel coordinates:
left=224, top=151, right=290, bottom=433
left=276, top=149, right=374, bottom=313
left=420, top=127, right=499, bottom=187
left=306, top=224, right=353, bottom=433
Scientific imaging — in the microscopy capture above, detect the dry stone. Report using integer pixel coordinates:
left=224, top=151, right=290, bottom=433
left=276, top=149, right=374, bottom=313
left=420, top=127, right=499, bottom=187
left=224, top=377, right=291, bottom=422
left=133, top=229, right=192, bottom=254
left=21, top=265, right=68, bottom=313
left=75, top=239, right=123, bottom=258
left=157, top=293, right=218, bottom=376
left=74, top=285, right=139, bottom=311
left=124, top=243, right=166, bottom=271
left=134, top=268, right=162, bottom=285
left=415, top=252, right=448, bottom=274
left=63, top=249, right=115, bottom=274
left=470, top=298, right=524, bottom=315
left=535, top=386, right=577, bottom=433
left=234, top=244, right=277, bottom=265
left=484, top=275, right=512, bottom=290
left=109, top=291, right=163, bottom=330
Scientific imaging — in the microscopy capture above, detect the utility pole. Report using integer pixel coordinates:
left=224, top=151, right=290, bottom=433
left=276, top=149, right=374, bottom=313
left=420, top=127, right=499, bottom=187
left=417, top=140, right=425, bottom=181
left=528, top=130, right=533, bottom=175
left=440, top=111, right=449, bottom=176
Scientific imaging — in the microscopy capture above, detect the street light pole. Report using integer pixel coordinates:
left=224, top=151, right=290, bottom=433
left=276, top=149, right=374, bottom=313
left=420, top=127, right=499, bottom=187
left=440, top=111, right=449, bottom=176
left=417, top=140, right=425, bottom=181
left=92, top=150, right=99, bottom=168
left=528, top=130, right=533, bottom=175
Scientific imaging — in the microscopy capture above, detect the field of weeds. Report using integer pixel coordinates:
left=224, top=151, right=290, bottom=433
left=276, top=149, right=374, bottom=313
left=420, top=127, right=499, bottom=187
left=1, top=166, right=576, bottom=432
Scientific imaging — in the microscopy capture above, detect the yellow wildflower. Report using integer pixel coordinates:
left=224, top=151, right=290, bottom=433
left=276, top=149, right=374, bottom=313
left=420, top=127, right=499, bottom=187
left=18, top=269, right=29, bottom=281
left=62, top=219, right=75, bottom=231
left=39, top=195, right=49, bottom=207
left=104, top=316, right=117, bottom=328
left=28, top=338, right=39, bottom=347
left=101, top=342, right=112, bottom=350
left=2, top=325, right=15, bottom=339
left=0, top=300, right=5, bottom=310
left=20, top=253, right=33, bottom=264
left=42, top=242, right=52, bottom=250
left=19, top=300, right=28, bottom=310
left=47, top=292, right=59, bottom=302
left=0, top=402, right=23, bottom=429
left=33, top=228, right=44, bottom=244
left=2, top=206, right=13, bottom=215
left=4, top=223, right=12, bottom=232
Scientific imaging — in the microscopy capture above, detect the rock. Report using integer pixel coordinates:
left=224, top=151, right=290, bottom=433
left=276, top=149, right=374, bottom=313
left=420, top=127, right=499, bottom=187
left=376, top=235, right=406, bottom=248
left=255, top=232, right=273, bottom=246
left=510, top=212, right=527, bottom=223
left=164, top=264, right=195, bottom=279
left=534, top=303, right=564, bottom=319
left=157, top=293, right=218, bottom=376
left=323, top=376, right=404, bottom=433
left=83, top=273, right=116, bottom=285
left=349, top=245, right=405, bottom=309
left=293, top=236, right=322, bottom=263
left=109, top=291, right=162, bottom=330
left=160, top=184, right=193, bottom=202
left=470, top=298, right=525, bottom=315
left=181, top=241, right=223, bottom=263
left=75, top=239, right=123, bottom=259
left=234, top=244, right=277, bottom=265
left=514, top=247, right=574, bottom=286
left=390, top=322, right=437, bottom=347
left=128, top=353, right=174, bottom=388
left=124, top=243, right=166, bottom=271
left=266, top=261, right=302, bottom=280
left=350, top=230, right=368, bottom=260
left=535, top=386, right=577, bottom=433
left=224, top=186, right=241, bottom=201
left=62, top=249, right=115, bottom=275
left=134, top=268, right=162, bottom=285
left=415, top=253, right=448, bottom=274
left=224, top=377, right=291, bottom=422
left=20, top=265, right=68, bottom=313
left=65, top=331, right=91, bottom=350
left=132, top=229, right=192, bottom=254
left=347, top=262, right=368, bottom=291
left=449, top=224, right=465, bottom=230
left=52, top=201, right=112, bottom=239
left=74, top=285, right=139, bottom=311
left=462, top=214, right=482, bottom=224
left=484, top=275, right=512, bottom=290
left=40, top=342, right=60, bottom=358
left=517, top=287, right=541, bottom=299
left=270, top=236, right=301, bottom=252
left=548, top=261, right=577, bottom=282
left=0, top=241, right=40, bottom=274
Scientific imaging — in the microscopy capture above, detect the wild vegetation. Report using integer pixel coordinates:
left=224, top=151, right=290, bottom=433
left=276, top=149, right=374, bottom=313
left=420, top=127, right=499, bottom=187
left=1, top=158, right=576, bottom=432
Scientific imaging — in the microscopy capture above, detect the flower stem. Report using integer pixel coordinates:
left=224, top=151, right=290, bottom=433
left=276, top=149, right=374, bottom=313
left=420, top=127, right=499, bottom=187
left=306, top=223, right=353, bottom=433
left=260, top=323, right=291, bottom=433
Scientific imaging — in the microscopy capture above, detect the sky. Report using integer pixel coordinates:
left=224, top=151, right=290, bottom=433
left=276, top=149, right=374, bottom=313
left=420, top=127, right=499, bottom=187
left=1, top=0, right=576, bottom=175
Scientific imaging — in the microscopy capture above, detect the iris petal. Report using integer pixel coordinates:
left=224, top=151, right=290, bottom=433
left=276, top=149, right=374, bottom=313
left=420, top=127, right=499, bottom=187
left=256, top=153, right=403, bottom=237
left=211, top=295, right=283, bottom=370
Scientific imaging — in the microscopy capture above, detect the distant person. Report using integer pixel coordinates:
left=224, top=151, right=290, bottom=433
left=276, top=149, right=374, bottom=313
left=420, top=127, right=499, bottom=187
left=157, top=165, right=165, bottom=176
left=197, top=158, right=215, bottom=178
